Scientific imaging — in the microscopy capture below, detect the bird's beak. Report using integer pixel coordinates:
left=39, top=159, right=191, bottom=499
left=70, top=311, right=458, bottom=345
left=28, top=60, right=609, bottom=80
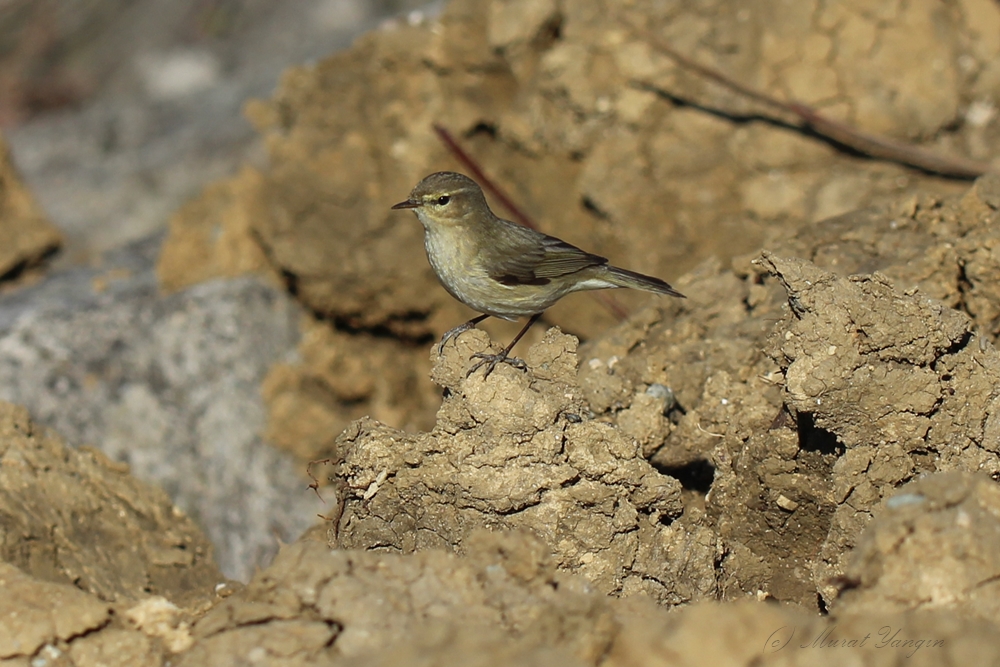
left=391, top=199, right=421, bottom=210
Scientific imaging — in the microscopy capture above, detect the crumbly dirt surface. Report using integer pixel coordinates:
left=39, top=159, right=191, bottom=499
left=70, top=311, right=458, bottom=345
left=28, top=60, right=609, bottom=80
left=0, top=402, right=225, bottom=606
left=154, top=0, right=1000, bottom=459
left=331, top=328, right=707, bottom=604
left=16, top=202, right=1000, bottom=664
left=11, top=180, right=1000, bottom=662
left=0, top=402, right=231, bottom=666
left=0, top=132, right=60, bottom=283
left=6, top=0, right=1000, bottom=663
left=835, top=471, right=1000, bottom=623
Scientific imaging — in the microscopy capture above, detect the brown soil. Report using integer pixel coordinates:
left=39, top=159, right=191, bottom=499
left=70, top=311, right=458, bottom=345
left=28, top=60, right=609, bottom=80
left=0, top=402, right=230, bottom=665
left=156, top=0, right=995, bottom=459
left=5, top=0, right=1000, bottom=664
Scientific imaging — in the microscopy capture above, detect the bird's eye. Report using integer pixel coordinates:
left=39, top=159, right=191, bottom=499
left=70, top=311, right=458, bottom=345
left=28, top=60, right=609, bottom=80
left=437, top=195, right=451, bottom=205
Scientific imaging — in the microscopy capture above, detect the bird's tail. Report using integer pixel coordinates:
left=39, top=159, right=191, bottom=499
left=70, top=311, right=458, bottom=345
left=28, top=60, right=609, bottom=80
left=604, top=265, right=686, bottom=299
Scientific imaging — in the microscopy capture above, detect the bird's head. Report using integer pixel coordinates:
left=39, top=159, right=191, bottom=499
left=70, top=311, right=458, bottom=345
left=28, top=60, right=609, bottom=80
left=391, top=171, right=491, bottom=228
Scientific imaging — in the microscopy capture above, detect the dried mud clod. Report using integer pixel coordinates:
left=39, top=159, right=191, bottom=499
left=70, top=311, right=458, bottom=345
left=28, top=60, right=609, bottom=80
left=328, top=327, right=723, bottom=605
left=835, top=471, right=1000, bottom=625
left=774, top=172, right=1000, bottom=340
left=545, top=181, right=1000, bottom=611
left=317, top=200, right=1000, bottom=613
left=0, top=402, right=224, bottom=605
left=0, top=402, right=230, bottom=665
left=176, top=528, right=1000, bottom=665
left=181, top=531, right=616, bottom=666
left=759, top=252, right=1000, bottom=605
left=0, top=562, right=112, bottom=662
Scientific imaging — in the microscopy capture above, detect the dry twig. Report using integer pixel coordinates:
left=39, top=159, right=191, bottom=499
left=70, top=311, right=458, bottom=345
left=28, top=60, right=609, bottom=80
left=631, top=25, right=992, bottom=179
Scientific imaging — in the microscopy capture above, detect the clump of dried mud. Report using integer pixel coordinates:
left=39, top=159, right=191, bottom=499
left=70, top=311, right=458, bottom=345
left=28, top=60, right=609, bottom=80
left=6, top=426, right=1000, bottom=666
left=331, top=327, right=706, bottom=604
left=287, top=173, right=1000, bottom=663
left=0, top=402, right=230, bottom=665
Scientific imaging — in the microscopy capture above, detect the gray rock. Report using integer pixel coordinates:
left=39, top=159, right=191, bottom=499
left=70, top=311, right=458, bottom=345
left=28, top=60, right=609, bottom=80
left=0, top=234, right=318, bottom=581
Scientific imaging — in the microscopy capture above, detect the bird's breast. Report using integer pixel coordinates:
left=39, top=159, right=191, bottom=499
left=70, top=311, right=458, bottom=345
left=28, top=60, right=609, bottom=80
left=422, top=227, right=551, bottom=319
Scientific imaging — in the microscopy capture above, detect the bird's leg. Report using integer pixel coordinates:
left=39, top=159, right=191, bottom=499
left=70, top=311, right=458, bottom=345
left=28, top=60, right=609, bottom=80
left=467, top=313, right=541, bottom=379
left=438, top=314, right=490, bottom=356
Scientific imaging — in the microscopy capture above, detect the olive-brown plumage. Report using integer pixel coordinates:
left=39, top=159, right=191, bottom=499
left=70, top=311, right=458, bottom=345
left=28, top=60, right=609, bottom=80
left=392, top=171, right=684, bottom=377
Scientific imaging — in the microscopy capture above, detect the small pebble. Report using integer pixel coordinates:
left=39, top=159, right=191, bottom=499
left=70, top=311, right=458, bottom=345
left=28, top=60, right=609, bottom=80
left=886, top=493, right=926, bottom=509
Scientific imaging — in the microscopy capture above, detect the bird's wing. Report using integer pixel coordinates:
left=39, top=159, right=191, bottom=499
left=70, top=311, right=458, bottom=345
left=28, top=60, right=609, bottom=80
left=483, top=220, right=607, bottom=286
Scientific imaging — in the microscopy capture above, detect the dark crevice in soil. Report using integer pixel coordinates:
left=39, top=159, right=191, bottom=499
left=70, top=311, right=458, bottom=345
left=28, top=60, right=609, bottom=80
left=581, top=196, right=610, bottom=220
left=532, top=12, right=563, bottom=50
left=558, top=473, right=582, bottom=489
left=465, top=122, right=497, bottom=139
left=654, top=458, right=715, bottom=494
left=816, top=591, right=830, bottom=615
left=796, top=412, right=844, bottom=456
left=0, top=244, right=60, bottom=285
left=279, top=268, right=299, bottom=298
left=656, top=512, right=678, bottom=527
left=490, top=499, right=545, bottom=517
left=955, top=259, right=974, bottom=319
left=667, top=399, right=688, bottom=420
left=942, top=328, right=974, bottom=357
left=326, top=313, right=437, bottom=347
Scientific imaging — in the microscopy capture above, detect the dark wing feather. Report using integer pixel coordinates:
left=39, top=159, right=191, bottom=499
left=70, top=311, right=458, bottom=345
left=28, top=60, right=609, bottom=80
left=482, top=219, right=607, bottom=286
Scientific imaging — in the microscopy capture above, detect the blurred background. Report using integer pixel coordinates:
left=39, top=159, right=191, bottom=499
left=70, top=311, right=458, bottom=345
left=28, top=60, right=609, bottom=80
left=0, top=0, right=431, bottom=263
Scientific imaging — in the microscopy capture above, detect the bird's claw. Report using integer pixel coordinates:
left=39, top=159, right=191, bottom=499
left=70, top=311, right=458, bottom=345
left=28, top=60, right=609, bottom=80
left=437, top=315, right=491, bottom=356
left=437, top=323, right=474, bottom=356
left=466, top=352, right=527, bottom=379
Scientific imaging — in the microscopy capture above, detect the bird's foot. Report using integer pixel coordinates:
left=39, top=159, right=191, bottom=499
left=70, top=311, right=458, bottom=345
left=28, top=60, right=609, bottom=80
left=437, top=323, right=475, bottom=356
left=437, top=315, right=490, bottom=356
left=466, top=352, right=528, bottom=379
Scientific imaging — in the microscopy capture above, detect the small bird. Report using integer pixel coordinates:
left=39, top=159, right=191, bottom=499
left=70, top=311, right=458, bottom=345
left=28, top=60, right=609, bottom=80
left=392, top=171, right=685, bottom=378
